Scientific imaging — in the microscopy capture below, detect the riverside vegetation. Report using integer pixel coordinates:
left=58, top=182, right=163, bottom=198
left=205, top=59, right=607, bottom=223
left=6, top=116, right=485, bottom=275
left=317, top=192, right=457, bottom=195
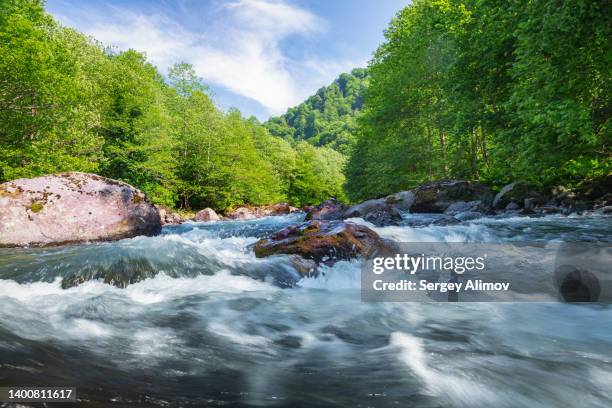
left=1, top=0, right=610, bottom=214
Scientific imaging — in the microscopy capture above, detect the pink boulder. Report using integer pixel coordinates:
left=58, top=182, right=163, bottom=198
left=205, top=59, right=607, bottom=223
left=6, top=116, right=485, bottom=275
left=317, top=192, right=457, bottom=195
left=195, top=208, right=221, bottom=222
left=0, top=172, right=161, bottom=247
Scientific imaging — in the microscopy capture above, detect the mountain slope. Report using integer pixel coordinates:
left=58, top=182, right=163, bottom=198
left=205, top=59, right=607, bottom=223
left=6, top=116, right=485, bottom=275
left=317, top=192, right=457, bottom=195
left=265, top=68, right=368, bottom=155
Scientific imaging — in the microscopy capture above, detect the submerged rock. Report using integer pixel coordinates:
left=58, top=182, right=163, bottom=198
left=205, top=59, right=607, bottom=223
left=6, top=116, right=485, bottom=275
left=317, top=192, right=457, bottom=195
left=0, top=172, right=161, bottom=247
left=410, top=180, right=493, bottom=213
left=288, top=255, right=317, bottom=277
left=305, top=198, right=347, bottom=221
left=454, top=211, right=484, bottom=221
left=254, top=220, right=382, bottom=263
left=195, top=208, right=221, bottom=222
left=404, top=214, right=461, bottom=227
left=61, top=257, right=158, bottom=289
left=343, top=199, right=402, bottom=226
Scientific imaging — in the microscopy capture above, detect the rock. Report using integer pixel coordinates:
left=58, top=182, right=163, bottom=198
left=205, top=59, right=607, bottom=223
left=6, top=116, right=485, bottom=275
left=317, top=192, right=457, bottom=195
left=0, top=172, right=161, bottom=247
left=343, top=198, right=403, bottom=226
left=536, top=206, right=560, bottom=215
left=444, top=200, right=492, bottom=215
left=195, top=208, right=221, bottom=222
left=156, top=205, right=185, bottom=225
left=288, top=255, right=317, bottom=277
left=226, top=203, right=300, bottom=220
left=493, top=181, right=539, bottom=210
left=505, top=202, right=520, bottom=211
left=594, top=193, right=612, bottom=209
left=305, top=198, right=347, bottom=221
left=362, top=207, right=403, bottom=227
left=301, top=205, right=314, bottom=213
left=384, top=190, right=415, bottom=211
left=404, top=214, right=460, bottom=227
left=343, top=198, right=385, bottom=218
left=260, top=203, right=300, bottom=216
left=61, top=257, right=157, bottom=289
left=254, top=220, right=382, bottom=263
left=410, top=180, right=493, bottom=213
left=524, top=198, right=537, bottom=210
left=454, top=211, right=483, bottom=221
left=226, top=206, right=258, bottom=220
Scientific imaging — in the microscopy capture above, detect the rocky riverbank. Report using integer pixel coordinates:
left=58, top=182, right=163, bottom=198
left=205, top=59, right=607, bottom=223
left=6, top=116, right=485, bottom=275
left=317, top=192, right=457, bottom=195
left=1, top=173, right=609, bottom=249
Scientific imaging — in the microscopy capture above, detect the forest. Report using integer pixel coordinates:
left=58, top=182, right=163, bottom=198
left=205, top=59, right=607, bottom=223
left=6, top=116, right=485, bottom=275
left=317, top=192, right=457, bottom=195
left=0, top=0, right=347, bottom=210
left=1, top=0, right=610, bottom=211
left=345, top=0, right=610, bottom=200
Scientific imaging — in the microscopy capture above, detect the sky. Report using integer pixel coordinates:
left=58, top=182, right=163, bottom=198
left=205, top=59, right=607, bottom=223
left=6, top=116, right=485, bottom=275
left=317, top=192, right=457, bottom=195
left=46, top=0, right=408, bottom=120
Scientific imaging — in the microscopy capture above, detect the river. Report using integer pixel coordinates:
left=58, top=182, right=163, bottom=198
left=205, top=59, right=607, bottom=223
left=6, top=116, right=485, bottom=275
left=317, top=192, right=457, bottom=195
left=1, top=213, right=611, bottom=407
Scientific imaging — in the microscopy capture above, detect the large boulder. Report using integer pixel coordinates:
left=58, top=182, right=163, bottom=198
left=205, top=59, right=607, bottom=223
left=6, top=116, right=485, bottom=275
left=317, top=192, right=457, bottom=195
left=384, top=190, right=415, bottom=211
left=305, top=198, right=347, bottom=221
left=492, top=181, right=540, bottom=210
left=410, top=180, right=493, bottom=213
left=195, top=208, right=221, bottom=222
left=0, top=172, right=161, bottom=247
left=254, top=220, right=382, bottom=263
left=343, top=198, right=402, bottom=226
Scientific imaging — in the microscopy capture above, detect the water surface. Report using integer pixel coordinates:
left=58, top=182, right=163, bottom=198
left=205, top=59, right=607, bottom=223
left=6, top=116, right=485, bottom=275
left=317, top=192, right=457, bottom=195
left=1, top=213, right=611, bottom=407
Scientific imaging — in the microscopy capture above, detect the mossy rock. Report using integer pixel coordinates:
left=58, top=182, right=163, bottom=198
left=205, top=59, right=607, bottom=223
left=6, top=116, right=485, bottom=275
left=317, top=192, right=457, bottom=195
left=254, top=220, right=382, bottom=263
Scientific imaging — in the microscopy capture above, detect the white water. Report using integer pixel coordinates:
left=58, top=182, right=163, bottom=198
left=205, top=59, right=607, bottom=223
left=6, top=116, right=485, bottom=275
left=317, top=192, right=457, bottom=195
left=0, top=213, right=611, bottom=407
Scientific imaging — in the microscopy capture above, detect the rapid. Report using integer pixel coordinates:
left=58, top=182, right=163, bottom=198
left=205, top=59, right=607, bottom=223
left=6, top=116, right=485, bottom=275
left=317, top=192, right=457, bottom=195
left=1, top=212, right=611, bottom=407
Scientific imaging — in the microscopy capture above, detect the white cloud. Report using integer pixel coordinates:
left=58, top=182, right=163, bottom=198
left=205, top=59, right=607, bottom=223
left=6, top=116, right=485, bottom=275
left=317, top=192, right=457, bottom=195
left=52, top=0, right=359, bottom=116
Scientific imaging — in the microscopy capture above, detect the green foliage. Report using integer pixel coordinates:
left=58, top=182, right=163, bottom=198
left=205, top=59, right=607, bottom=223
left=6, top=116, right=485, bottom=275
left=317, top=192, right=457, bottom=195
left=346, top=0, right=611, bottom=201
left=288, top=142, right=347, bottom=206
left=0, top=0, right=347, bottom=211
left=0, top=0, right=107, bottom=180
left=265, top=68, right=368, bottom=155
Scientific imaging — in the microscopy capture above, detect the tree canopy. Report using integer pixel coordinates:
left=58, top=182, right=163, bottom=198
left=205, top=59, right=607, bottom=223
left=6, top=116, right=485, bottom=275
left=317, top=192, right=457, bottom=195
left=0, top=0, right=347, bottom=210
left=346, top=0, right=611, bottom=201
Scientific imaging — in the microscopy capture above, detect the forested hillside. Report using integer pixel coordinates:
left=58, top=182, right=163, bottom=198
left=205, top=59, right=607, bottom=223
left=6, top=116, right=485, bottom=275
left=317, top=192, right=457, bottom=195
left=0, top=0, right=346, bottom=210
left=2, top=0, right=610, bottom=210
left=265, top=69, right=368, bottom=154
left=346, top=0, right=611, bottom=200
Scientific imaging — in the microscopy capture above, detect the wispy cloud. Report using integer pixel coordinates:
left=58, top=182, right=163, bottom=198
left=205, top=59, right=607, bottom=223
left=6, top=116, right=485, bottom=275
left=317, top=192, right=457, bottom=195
left=52, top=0, right=359, bottom=116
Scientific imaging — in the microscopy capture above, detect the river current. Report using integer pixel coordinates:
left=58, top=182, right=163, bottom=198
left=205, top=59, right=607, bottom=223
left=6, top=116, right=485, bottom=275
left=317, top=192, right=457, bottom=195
left=0, top=213, right=611, bottom=407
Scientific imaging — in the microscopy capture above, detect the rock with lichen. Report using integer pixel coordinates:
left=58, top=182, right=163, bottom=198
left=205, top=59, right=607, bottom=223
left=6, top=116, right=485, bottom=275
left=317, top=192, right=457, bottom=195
left=253, top=220, right=382, bottom=263
left=0, top=172, right=161, bottom=247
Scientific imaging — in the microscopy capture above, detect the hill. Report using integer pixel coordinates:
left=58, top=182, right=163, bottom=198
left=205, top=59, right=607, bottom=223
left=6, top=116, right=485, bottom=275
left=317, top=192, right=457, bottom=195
left=265, top=68, right=368, bottom=155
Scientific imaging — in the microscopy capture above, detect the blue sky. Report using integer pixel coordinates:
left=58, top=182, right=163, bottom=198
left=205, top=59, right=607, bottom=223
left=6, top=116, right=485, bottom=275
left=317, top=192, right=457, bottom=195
left=47, top=0, right=408, bottom=120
